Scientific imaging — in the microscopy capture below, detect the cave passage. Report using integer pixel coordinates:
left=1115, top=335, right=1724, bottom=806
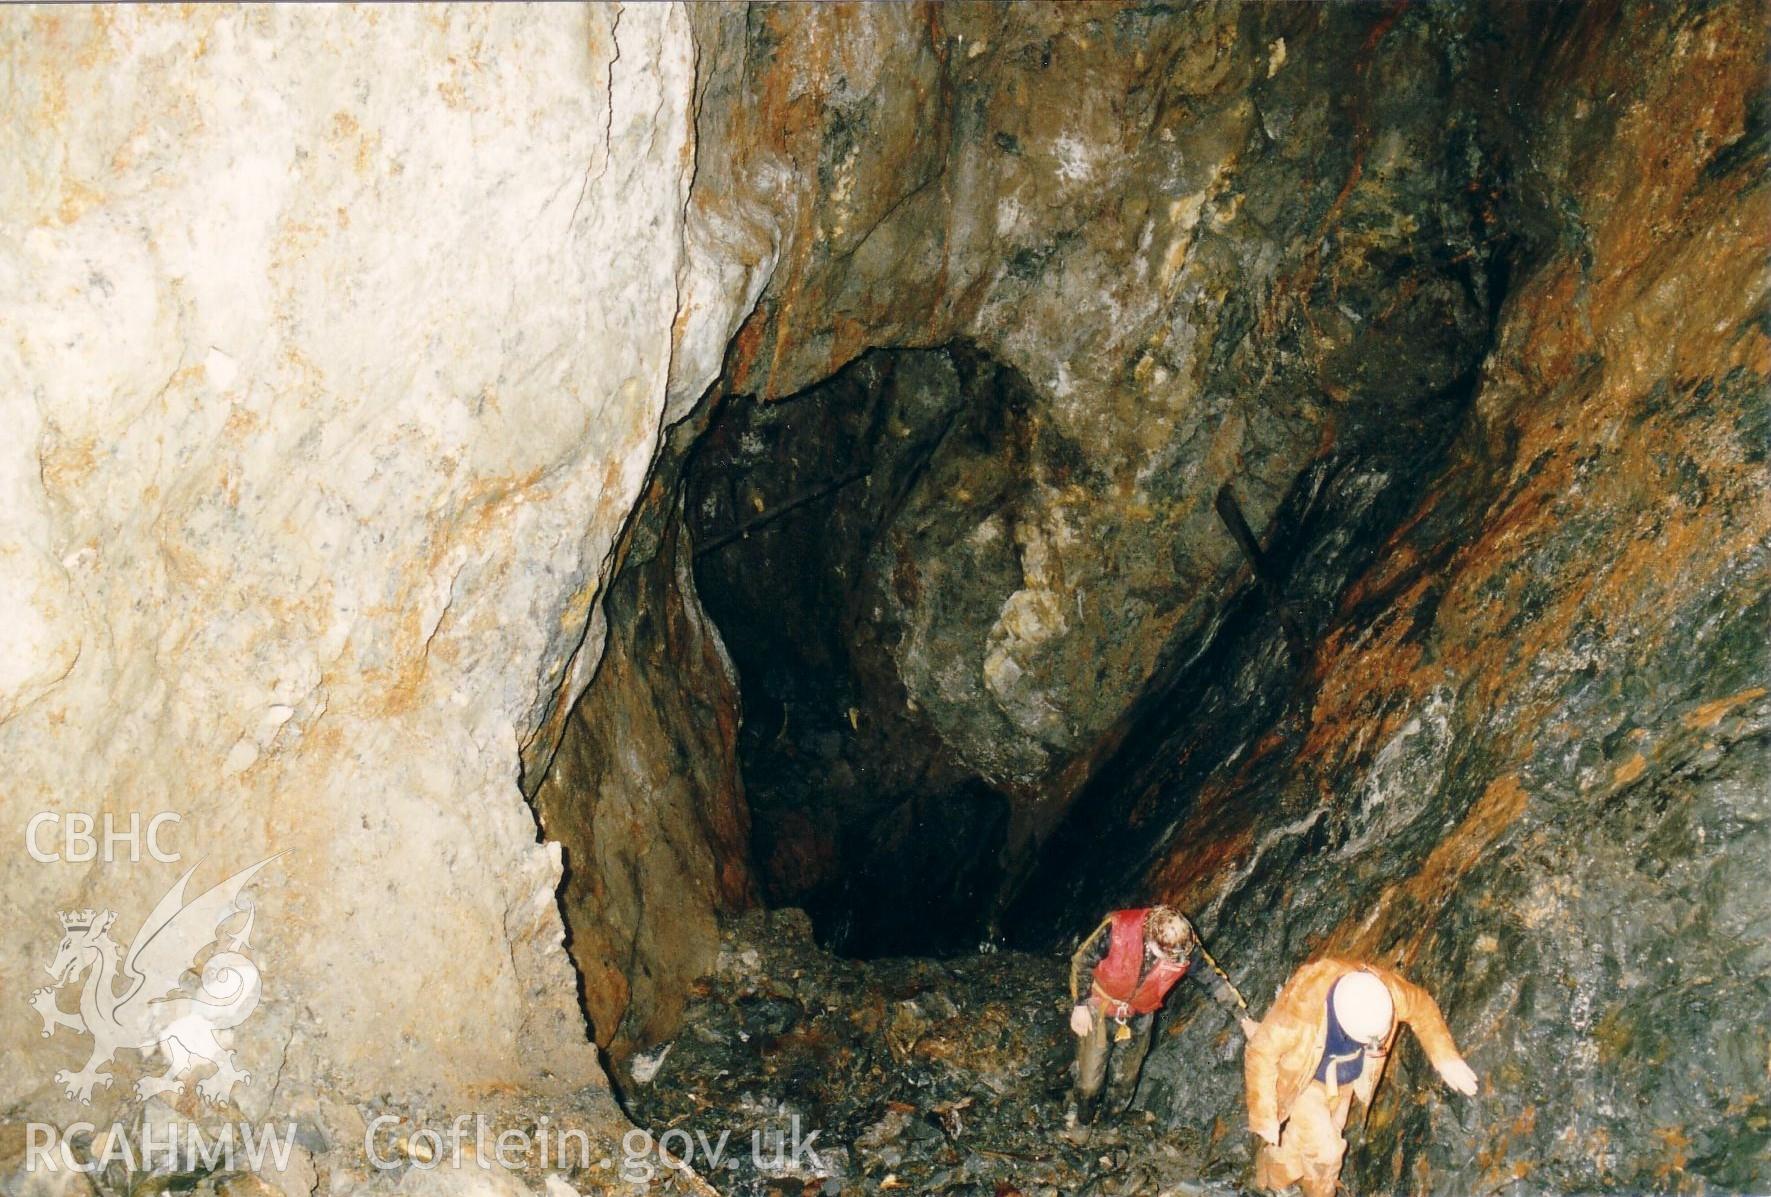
left=670, top=0, right=1525, bottom=960
left=540, top=4, right=1770, bottom=1195
left=682, top=323, right=1493, bottom=960
left=685, top=346, right=1028, bottom=958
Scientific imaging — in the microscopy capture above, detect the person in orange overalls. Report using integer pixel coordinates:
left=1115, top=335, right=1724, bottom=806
left=1244, top=959, right=1480, bottom=1197
left=1066, top=905, right=1256, bottom=1127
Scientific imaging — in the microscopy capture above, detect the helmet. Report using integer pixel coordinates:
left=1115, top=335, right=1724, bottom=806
left=1331, top=970, right=1394, bottom=1046
left=1145, top=906, right=1196, bottom=955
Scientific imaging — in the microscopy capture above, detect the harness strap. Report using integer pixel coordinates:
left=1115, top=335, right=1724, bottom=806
left=1089, top=980, right=1134, bottom=1021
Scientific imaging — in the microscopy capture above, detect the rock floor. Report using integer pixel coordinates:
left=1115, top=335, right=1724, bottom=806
left=622, top=910, right=1251, bottom=1197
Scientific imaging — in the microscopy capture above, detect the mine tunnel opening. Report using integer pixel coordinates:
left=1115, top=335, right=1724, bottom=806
left=682, top=344, right=1040, bottom=959
left=666, top=70, right=1533, bottom=966
left=676, top=328, right=1505, bottom=964
left=536, top=107, right=1533, bottom=1073
left=522, top=0, right=1559, bottom=1047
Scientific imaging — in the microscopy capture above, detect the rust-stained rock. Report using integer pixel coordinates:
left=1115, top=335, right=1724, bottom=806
left=533, top=421, right=757, bottom=1066
left=1073, top=4, right=1770, bottom=1193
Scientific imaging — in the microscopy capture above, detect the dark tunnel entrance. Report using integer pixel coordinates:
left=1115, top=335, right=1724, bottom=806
left=684, top=347, right=1031, bottom=958
left=679, top=325, right=1493, bottom=960
left=603, top=0, right=1535, bottom=972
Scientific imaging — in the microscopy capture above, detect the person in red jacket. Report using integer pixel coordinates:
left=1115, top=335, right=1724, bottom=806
left=1066, top=905, right=1256, bottom=1128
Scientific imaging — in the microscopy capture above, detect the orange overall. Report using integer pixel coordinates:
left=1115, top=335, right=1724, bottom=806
left=1243, top=958, right=1471, bottom=1197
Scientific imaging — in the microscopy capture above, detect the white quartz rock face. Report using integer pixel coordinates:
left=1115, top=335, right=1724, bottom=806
left=0, top=4, right=722, bottom=1107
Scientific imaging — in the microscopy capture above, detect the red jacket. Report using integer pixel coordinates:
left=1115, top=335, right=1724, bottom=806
left=1088, top=908, right=1190, bottom=1016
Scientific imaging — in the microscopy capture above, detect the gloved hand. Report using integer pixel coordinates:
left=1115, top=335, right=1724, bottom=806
left=1438, top=1057, right=1479, bottom=1096
left=1069, top=1004, right=1093, bottom=1037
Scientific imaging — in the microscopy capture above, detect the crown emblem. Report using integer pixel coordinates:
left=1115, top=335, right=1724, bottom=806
left=59, top=909, right=99, bottom=932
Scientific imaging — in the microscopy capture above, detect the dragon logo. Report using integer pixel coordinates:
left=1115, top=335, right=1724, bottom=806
left=29, top=856, right=281, bottom=1105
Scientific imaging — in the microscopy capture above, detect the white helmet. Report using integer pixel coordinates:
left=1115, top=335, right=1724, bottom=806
left=1332, top=970, right=1394, bottom=1046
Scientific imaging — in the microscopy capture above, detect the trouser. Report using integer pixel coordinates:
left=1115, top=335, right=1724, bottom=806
left=1253, top=1079, right=1356, bottom=1197
left=1071, top=1004, right=1154, bottom=1121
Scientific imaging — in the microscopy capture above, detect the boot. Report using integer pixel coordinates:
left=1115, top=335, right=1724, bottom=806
left=1067, top=1088, right=1102, bottom=1133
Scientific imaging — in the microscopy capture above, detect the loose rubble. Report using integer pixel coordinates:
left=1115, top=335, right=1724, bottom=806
left=623, top=910, right=1253, bottom=1196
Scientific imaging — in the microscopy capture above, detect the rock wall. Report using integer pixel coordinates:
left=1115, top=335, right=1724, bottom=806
left=532, top=417, right=756, bottom=1068
left=1116, top=5, right=1769, bottom=1193
left=0, top=3, right=737, bottom=1116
